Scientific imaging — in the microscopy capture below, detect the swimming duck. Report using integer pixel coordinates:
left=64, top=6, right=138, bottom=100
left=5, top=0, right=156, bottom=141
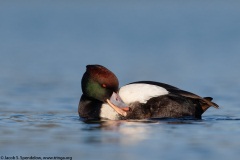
left=78, top=65, right=219, bottom=120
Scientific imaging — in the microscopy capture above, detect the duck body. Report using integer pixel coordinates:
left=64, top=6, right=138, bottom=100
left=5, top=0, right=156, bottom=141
left=78, top=65, right=219, bottom=120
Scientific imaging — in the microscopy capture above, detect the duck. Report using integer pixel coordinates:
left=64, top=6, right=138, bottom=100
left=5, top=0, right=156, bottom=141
left=78, top=64, right=219, bottom=120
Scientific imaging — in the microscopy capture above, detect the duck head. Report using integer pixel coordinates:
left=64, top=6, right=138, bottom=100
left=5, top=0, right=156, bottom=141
left=81, top=65, right=128, bottom=116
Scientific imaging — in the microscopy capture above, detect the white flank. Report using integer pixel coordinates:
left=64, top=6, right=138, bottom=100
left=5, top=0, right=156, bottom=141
left=118, top=83, right=169, bottom=104
left=100, top=103, right=119, bottom=120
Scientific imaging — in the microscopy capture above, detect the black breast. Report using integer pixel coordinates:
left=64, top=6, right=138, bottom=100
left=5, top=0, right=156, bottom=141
left=78, top=95, right=102, bottom=120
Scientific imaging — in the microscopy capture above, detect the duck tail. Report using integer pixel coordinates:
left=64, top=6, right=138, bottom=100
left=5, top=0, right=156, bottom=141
left=201, top=97, right=219, bottom=112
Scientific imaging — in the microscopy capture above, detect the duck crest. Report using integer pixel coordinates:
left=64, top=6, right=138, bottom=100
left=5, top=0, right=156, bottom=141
left=85, top=65, right=119, bottom=91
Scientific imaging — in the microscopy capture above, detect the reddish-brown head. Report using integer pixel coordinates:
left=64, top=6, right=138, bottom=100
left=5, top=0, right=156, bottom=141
left=81, top=65, right=119, bottom=102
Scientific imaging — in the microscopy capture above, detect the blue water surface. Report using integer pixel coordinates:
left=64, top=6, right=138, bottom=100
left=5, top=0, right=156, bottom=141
left=0, top=1, right=240, bottom=160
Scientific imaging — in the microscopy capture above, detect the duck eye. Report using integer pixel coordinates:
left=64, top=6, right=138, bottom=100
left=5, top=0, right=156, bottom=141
left=102, top=84, right=107, bottom=88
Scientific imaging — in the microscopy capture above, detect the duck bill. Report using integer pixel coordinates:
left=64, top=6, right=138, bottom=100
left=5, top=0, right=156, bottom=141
left=106, top=92, right=129, bottom=117
left=110, top=92, right=128, bottom=108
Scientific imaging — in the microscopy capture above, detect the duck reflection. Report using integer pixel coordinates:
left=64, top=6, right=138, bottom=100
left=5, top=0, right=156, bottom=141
left=81, top=118, right=199, bottom=145
left=81, top=119, right=158, bottom=145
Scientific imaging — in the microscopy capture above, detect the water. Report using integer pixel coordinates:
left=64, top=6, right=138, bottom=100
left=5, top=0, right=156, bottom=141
left=1, top=1, right=240, bottom=160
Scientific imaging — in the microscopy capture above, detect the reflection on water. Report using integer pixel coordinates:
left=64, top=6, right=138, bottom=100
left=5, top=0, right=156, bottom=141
left=1, top=111, right=240, bottom=160
left=83, top=120, right=157, bottom=145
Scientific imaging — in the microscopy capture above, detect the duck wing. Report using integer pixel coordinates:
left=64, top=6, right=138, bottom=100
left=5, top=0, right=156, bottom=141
left=129, top=81, right=219, bottom=109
